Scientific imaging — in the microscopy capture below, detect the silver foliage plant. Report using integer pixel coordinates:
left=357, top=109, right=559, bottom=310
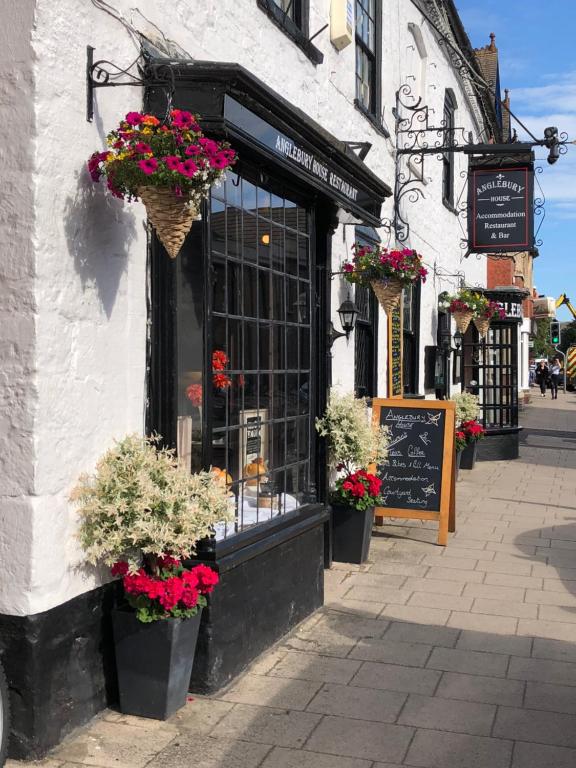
left=315, top=391, right=389, bottom=472
left=72, top=434, right=233, bottom=570
left=450, top=392, right=480, bottom=423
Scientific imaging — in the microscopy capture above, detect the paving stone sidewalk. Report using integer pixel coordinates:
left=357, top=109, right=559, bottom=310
left=10, top=390, right=576, bottom=768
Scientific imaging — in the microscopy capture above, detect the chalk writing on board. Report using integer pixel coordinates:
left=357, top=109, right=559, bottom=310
left=378, top=405, right=446, bottom=512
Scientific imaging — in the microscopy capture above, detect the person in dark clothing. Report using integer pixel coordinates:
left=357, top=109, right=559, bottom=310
left=535, top=361, right=549, bottom=398
left=550, top=358, right=561, bottom=400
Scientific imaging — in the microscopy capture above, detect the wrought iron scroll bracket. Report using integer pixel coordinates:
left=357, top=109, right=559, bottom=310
left=86, top=45, right=172, bottom=122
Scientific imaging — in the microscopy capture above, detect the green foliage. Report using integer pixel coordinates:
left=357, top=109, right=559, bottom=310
left=559, top=321, right=576, bottom=353
left=72, top=434, right=233, bottom=570
left=315, top=391, right=389, bottom=473
left=533, top=318, right=556, bottom=358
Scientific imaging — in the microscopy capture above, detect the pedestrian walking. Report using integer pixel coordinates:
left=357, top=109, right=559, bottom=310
left=550, top=357, right=561, bottom=400
left=535, top=361, right=549, bottom=398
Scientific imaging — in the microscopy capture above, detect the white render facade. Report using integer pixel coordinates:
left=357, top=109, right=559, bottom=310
left=1, top=0, right=493, bottom=619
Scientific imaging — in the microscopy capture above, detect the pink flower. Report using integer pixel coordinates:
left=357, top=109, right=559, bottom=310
left=134, top=141, right=152, bottom=154
left=185, top=144, right=201, bottom=157
left=138, top=157, right=158, bottom=175
left=178, top=159, right=198, bottom=178
left=199, top=137, right=218, bottom=155
left=171, top=109, right=196, bottom=130
left=209, top=152, right=231, bottom=170
left=164, top=155, right=182, bottom=171
left=343, top=263, right=354, bottom=273
left=125, top=111, right=143, bottom=126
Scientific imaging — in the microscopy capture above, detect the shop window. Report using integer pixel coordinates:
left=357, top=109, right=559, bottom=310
left=355, top=0, right=381, bottom=118
left=442, top=90, right=456, bottom=207
left=174, top=171, right=316, bottom=540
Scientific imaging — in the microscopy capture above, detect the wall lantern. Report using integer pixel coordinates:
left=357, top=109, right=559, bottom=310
left=329, top=297, right=358, bottom=346
left=453, top=330, right=463, bottom=351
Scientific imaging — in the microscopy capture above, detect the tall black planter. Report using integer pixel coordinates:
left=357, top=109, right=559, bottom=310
left=331, top=505, right=374, bottom=564
left=460, top=441, right=478, bottom=470
left=112, top=608, right=202, bottom=720
left=455, top=449, right=462, bottom=479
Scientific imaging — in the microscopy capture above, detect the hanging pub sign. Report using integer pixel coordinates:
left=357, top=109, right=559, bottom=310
left=468, top=164, right=534, bottom=253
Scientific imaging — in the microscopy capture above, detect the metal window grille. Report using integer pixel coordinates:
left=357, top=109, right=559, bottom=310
left=463, top=323, right=518, bottom=429
left=355, top=0, right=377, bottom=113
left=206, top=171, right=314, bottom=539
left=354, top=285, right=377, bottom=397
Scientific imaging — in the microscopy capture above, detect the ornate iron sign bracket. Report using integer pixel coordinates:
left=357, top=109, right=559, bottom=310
left=86, top=46, right=173, bottom=122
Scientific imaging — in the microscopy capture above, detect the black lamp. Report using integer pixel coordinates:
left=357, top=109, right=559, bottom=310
left=329, top=297, right=359, bottom=346
left=453, top=330, right=463, bottom=350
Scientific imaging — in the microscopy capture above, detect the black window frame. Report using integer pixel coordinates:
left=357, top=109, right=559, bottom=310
left=442, top=90, right=456, bottom=208
left=257, top=0, right=323, bottom=65
left=353, top=227, right=379, bottom=398
left=402, top=281, right=421, bottom=395
left=354, top=0, right=384, bottom=132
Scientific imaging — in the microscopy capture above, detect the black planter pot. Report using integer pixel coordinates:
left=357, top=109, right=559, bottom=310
left=112, top=608, right=202, bottom=720
left=331, top=504, right=374, bottom=564
left=460, top=441, right=478, bottom=470
left=455, top=449, right=462, bottom=479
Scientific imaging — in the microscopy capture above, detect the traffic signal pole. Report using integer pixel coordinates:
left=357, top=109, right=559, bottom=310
left=555, top=347, right=567, bottom=394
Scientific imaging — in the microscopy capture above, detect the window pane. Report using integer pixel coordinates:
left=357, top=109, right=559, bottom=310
left=207, top=174, right=315, bottom=539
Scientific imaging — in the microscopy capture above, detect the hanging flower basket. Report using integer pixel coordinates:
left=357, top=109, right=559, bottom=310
left=342, top=244, right=427, bottom=316
left=138, top=187, right=199, bottom=259
left=473, top=315, right=491, bottom=338
left=453, top=309, right=475, bottom=334
left=370, top=277, right=404, bottom=313
left=88, top=109, right=237, bottom=259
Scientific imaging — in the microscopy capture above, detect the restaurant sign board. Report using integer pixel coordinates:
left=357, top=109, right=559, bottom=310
left=468, top=165, right=534, bottom=253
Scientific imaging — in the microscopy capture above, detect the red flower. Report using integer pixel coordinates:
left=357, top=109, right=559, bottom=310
left=212, top=350, right=228, bottom=370
left=186, top=383, right=203, bottom=407
left=178, top=159, right=199, bottom=178
left=111, top=561, right=129, bottom=577
left=164, top=155, right=182, bottom=171
left=159, top=577, right=184, bottom=611
left=134, top=141, right=152, bottom=154
left=157, top=554, right=180, bottom=570
left=181, top=584, right=199, bottom=609
left=213, top=373, right=232, bottom=390
left=192, top=564, right=219, bottom=594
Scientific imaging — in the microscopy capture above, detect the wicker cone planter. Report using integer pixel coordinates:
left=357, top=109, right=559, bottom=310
left=139, top=187, right=199, bottom=259
left=473, top=316, right=491, bottom=338
left=452, top=310, right=475, bottom=335
left=370, top=277, right=404, bottom=314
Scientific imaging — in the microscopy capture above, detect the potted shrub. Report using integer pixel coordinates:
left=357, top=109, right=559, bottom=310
left=88, top=110, right=236, bottom=258
left=473, top=300, right=506, bottom=338
left=342, top=243, right=427, bottom=314
left=316, top=392, right=389, bottom=563
left=459, top=419, right=486, bottom=469
left=72, top=434, right=232, bottom=719
left=331, top=469, right=384, bottom=563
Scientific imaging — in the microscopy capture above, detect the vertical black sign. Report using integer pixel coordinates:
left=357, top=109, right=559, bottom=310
left=388, top=303, right=403, bottom=397
left=468, top=165, right=534, bottom=253
left=378, top=406, right=446, bottom=512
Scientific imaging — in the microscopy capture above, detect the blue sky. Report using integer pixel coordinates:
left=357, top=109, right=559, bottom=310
left=456, top=0, right=576, bottom=321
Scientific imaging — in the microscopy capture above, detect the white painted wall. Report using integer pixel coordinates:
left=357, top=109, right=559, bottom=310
left=0, top=0, right=489, bottom=615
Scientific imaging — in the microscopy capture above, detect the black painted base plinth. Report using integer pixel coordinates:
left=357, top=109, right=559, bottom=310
left=0, top=584, right=117, bottom=760
left=477, top=430, right=521, bottom=461
left=190, top=512, right=326, bottom=693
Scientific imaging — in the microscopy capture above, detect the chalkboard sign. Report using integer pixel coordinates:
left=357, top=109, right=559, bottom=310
left=372, top=399, right=456, bottom=545
left=388, top=303, right=403, bottom=398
